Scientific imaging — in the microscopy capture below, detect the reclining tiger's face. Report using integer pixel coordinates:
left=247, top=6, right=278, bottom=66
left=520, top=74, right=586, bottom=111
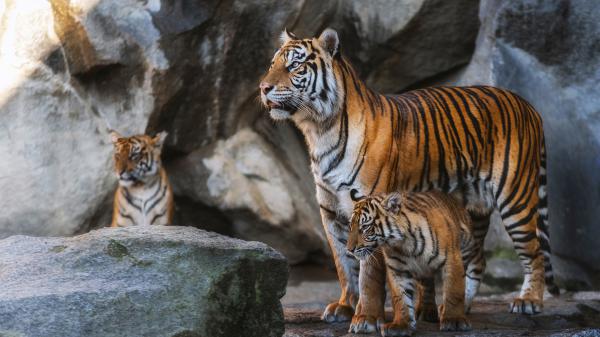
left=260, top=28, right=341, bottom=122
left=110, top=131, right=167, bottom=187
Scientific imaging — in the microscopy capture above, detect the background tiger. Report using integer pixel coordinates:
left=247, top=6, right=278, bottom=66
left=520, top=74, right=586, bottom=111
left=348, top=191, right=486, bottom=335
left=260, top=28, right=558, bottom=332
left=110, top=131, right=174, bottom=227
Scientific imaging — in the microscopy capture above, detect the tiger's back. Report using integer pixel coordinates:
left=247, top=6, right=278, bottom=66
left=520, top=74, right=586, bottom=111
left=110, top=131, right=174, bottom=227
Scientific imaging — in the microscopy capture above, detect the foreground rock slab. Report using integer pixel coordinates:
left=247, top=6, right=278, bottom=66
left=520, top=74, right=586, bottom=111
left=0, top=226, right=287, bottom=337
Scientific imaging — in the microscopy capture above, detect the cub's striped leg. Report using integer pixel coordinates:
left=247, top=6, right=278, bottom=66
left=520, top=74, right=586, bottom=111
left=464, top=211, right=490, bottom=313
left=320, top=210, right=358, bottom=323
left=439, top=251, right=471, bottom=331
left=418, top=277, right=439, bottom=322
left=349, top=251, right=386, bottom=333
left=380, top=267, right=417, bottom=337
left=500, top=185, right=545, bottom=314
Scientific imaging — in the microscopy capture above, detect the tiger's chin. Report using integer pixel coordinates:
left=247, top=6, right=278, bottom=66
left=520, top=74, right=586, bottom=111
left=118, top=179, right=137, bottom=187
left=269, top=108, right=293, bottom=120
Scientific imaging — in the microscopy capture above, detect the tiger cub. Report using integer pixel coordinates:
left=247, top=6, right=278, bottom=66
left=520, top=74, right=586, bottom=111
left=347, top=191, right=485, bottom=336
left=110, top=131, right=174, bottom=227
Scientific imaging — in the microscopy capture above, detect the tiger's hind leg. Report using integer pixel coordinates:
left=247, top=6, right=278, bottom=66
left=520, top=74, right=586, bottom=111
left=464, top=211, right=490, bottom=313
left=499, top=184, right=545, bottom=314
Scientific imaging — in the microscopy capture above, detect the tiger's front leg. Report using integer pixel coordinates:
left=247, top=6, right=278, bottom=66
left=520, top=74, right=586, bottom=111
left=348, top=250, right=386, bottom=333
left=320, top=209, right=359, bottom=323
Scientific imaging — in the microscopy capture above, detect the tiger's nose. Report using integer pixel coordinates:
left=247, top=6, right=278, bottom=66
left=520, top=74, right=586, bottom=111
left=260, top=82, right=274, bottom=95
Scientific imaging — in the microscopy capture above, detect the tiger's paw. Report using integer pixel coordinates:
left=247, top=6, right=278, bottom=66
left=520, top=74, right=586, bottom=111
left=418, top=304, right=439, bottom=322
left=322, top=302, right=353, bottom=323
left=440, top=316, right=471, bottom=331
left=509, top=297, right=543, bottom=315
left=348, top=314, right=382, bottom=333
left=379, top=322, right=414, bottom=337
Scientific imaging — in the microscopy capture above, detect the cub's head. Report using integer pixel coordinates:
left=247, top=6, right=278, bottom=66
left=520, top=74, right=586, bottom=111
left=347, top=192, right=403, bottom=260
left=110, top=131, right=167, bottom=187
left=260, top=28, right=341, bottom=122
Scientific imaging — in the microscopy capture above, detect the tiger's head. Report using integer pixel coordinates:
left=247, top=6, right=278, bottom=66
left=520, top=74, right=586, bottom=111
left=347, top=192, right=404, bottom=260
left=110, top=131, right=167, bottom=187
left=260, top=28, right=341, bottom=122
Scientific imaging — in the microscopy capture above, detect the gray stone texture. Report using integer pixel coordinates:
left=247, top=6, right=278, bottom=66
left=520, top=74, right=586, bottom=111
left=0, top=226, right=287, bottom=337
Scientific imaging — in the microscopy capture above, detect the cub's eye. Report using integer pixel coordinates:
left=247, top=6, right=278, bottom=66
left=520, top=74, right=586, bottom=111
left=288, top=61, right=301, bottom=71
left=130, top=152, right=141, bottom=161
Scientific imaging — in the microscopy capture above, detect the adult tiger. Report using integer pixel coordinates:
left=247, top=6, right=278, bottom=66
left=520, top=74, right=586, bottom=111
left=110, top=131, right=174, bottom=227
left=260, top=28, right=558, bottom=332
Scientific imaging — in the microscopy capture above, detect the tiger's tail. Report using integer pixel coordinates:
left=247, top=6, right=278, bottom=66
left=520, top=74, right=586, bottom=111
left=537, top=138, right=560, bottom=296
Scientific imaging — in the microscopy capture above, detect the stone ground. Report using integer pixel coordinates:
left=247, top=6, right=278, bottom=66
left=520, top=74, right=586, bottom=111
left=282, top=265, right=600, bottom=337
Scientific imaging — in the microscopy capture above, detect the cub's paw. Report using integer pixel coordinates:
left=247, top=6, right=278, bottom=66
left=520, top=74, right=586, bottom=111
left=440, top=316, right=471, bottom=331
left=322, top=302, right=353, bottom=323
left=509, top=297, right=543, bottom=315
left=380, top=322, right=414, bottom=337
left=348, top=314, right=382, bottom=333
left=418, top=304, right=439, bottom=322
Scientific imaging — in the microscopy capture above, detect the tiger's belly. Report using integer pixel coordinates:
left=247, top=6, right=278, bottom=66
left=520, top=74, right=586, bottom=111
left=383, top=247, right=443, bottom=278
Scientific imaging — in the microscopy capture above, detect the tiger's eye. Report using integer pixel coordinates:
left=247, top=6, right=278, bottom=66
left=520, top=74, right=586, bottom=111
left=288, top=61, right=301, bottom=72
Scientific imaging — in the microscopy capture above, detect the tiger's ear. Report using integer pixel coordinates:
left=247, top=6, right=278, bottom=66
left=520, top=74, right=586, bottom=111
left=318, top=28, right=339, bottom=56
left=109, top=130, right=122, bottom=145
left=280, top=28, right=297, bottom=45
left=350, top=189, right=365, bottom=202
left=383, top=192, right=402, bottom=214
left=153, top=131, right=168, bottom=149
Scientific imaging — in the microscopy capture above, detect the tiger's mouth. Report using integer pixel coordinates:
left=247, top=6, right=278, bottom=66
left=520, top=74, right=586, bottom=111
left=266, top=100, right=282, bottom=109
left=265, top=98, right=298, bottom=120
left=265, top=99, right=296, bottom=113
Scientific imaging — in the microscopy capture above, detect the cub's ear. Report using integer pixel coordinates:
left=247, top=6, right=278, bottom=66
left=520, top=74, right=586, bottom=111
left=383, top=192, right=402, bottom=214
left=318, top=28, right=339, bottom=56
left=280, top=28, right=297, bottom=45
left=153, top=131, right=168, bottom=148
left=109, top=130, right=122, bottom=145
left=350, top=189, right=365, bottom=202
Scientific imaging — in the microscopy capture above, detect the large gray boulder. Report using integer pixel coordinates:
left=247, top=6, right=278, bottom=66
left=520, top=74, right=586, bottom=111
left=0, top=226, right=288, bottom=337
left=459, top=0, right=600, bottom=288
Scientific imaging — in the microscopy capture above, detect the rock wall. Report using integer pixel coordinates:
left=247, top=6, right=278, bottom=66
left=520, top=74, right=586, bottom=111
left=0, top=0, right=480, bottom=264
left=459, top=0, right=600, bottom=288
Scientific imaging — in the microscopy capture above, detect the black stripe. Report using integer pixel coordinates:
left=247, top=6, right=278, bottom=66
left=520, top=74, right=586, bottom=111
left=150, top=209, right=167, bottom=225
